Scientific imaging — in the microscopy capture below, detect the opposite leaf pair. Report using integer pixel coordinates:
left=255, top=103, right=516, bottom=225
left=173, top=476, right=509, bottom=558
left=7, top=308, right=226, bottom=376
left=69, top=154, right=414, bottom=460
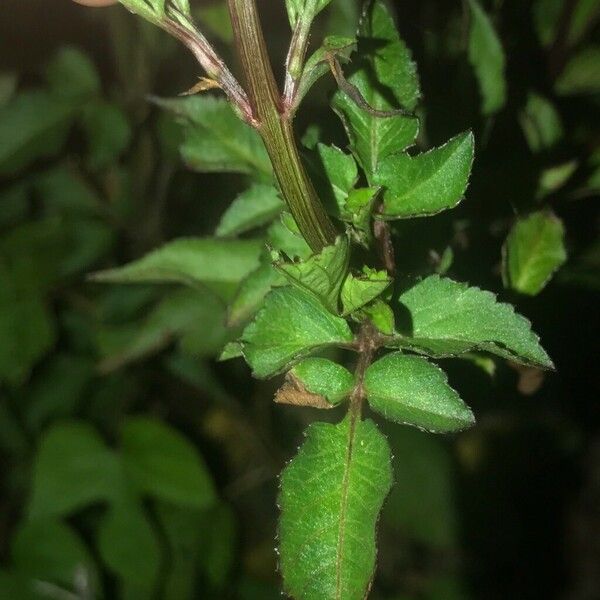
left=281, top=351, right=475, bottom=434
left=238, top=265, right=552, bottom=432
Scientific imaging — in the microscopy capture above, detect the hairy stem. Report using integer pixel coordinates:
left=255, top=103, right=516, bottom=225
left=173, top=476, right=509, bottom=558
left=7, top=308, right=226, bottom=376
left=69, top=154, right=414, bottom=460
left=164, top=18, right=253, bottom=121
left=227, top=0, right=337, bottom=252
left=349, top=322, right=380, bottom=421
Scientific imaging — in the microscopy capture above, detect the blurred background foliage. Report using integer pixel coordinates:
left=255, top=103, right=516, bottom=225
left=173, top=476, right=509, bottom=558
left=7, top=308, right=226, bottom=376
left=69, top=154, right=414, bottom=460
left=0, top=0, right=598, bottom=598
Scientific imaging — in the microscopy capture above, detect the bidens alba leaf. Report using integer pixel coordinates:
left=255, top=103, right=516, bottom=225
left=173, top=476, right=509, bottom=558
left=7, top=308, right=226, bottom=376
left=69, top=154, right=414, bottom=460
left=153, top=96, right=271, bottom=177
left=121, top=417, right=216, bottom=510
left=216, top=184, right=283, bottom=238
left=503, top=211, right=567, bottom=296
left=287, top=357, right=354, bottom=405
left=240, top=287, right=353, bottom=378
left=341, top=268, right=392, bottom=315
left=286, top=0, right=333, bottom=27
left=90, top=238, right=262, bottom=298
left=392, top=275, right=553, bottom=369
left=467, top=0, right=507, bottom=115
left=332, top=0, right=420, bottom=178
left=365, top=352, right=474, bottom=433
left=374, top=131, right=475, bottom=219
left=275, top=236, right=350, bottom=313
left=278, top=417, right=392, bottom=600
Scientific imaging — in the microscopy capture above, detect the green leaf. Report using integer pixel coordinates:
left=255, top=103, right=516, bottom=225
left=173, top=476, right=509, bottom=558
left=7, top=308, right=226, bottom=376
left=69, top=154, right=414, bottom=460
left=467, top=0, right=507, bottom=115
left=360, top=299, right=395, bottom=335
left=118, top=0, right=162, bottom=25
left=0, top=183, right=28, bottom=228
left=0, top=571, right=37, bottom=600
left=0, top=91, right=76, bottom=176
left=342, top=187, right=381, bottom=244
left=533, top=0, right=600, bottom=48
left=533, top=0, right=564, bottom=47
left=374, top=131, right=474, bottom=219
left=555, top=46, right=600, bottom=95
left=12, top=519, right=98, bottom=592
left=537, top=160, right=577, bottom=198
left=28, top=422, right=121, bottom=518
left=267, top=217, right=312, bottom=260
left=0, top=280, right=56, bottom=387
left=327, top=0, right=361, bottom=36
left=278, top=417, right=392, bottom=600
left=0, top=218, right=67, bottom=293
left=286, top=0, right=333, bottom=27
left=96, top=288, right=227, bottom=372
left=240, top=287, right=353, bottom=378
left=153, top=96, right=271, bottom=177
left=275, top=236, right=350, bottom=313
left=332, top=0, right=420, bottom=179
left=219, top=342, right=244, bottom=361
left=436, top=246, right=454, bottom=275
left=227, top=260, right=285, bottom=327
left=503, top=211, right=567, bottom=295
left=288, top=357, right=354, bottom=404
left=341, top=268, right=392, bottom=315
left=81, top=100, right=132, bottom=170
left=119, top=0, right=192, bottom=26
left=382, top=426, right=458, bottom=548
left=311, top=144, right=358, bottom=215
left=365, top=353, right=474, bottom=432
left=158, top=502, right=235, bottom=599
left=297, top=36, right=356, bottom=106
left=45, top=46, right=100, bottom=100
left=25, top=354, right=93, bottom=432
left=35, top=165, right=103, bottom=216
left=391, top=275, right=553, bottom=368
left=90, top=238, right=262, bottom=298
left=121, top=417, right=216, bottom=509
left=158, top=504, right=202, bottom=600
left=216, top=184, right=283, bottom=237
left=195, top=504, right=236, bottom=589
left=97, top=498, right=161, bottom=590
left=519, top=92, right=563, bottom=152
left=568, top=0, right=600, bottom=46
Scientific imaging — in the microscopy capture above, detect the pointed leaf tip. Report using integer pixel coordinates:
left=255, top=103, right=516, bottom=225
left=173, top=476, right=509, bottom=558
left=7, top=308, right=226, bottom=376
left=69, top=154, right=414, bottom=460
left=375, top=131, right=475, bottom=219
left=391, top=275, right=554, bottom=370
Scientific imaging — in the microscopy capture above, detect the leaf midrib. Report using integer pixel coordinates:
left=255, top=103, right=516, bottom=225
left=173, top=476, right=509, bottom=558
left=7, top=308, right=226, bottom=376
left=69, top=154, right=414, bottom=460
left=335, top=413, right=358, bottom=599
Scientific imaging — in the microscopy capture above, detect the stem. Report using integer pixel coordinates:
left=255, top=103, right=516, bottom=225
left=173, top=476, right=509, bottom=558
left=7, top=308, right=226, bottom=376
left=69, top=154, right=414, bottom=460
left=348, top=322, right=380, bottom=421
left=164, top=19, right=253, bottom=121
left=227, top=0, right=338, bottom=252
left=283, top=18, right=312, bottom=108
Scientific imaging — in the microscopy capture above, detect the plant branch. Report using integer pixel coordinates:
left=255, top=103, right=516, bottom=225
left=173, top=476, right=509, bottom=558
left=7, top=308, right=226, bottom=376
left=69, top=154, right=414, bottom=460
left=163, top=17, right=253, bottom=121
left=283, top=17, right=313, bottom=109
left=227, top=0, right=338, bottom=252
left=348, top=321, right=380, bottom=421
